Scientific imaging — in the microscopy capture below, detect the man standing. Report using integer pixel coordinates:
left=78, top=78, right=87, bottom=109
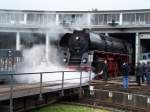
left=102, top=60, right=109, bottom=81
left=141, top=62, right=146, bottom=83
left=135, top=62, right=143, bottom=86
left=146, top=61, right=150, bottom=85
left=121, top=62, right=129, bottom=89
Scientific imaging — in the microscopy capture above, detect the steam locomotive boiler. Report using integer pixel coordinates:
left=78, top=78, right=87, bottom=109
left=59, top=29, right=131, bottom=76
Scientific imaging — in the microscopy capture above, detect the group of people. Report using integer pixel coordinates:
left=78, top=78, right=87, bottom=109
left=118, top=61, right=150, bottom=89
left=135, top=61, right=150, bottom=86
left=96, top=60, right=150, bottom=89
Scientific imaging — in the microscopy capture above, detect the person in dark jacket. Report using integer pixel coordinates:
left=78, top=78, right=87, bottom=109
left=146, top=61, right=150, bottom=85
left=141, top=62, right=146, bottom=83
left=135, top=62, right=143, bottom=86
left=121, top=62, right=129, bottom=89
left=102, top=60, right=109, bottom=81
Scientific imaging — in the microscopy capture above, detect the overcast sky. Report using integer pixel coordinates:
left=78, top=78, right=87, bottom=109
left=0, top=0, right=150, bottom=11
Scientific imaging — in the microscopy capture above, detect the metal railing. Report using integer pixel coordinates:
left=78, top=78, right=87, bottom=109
left=90, top=88, right=150, bottom=111
left=0, top=70, right=92, bottom=112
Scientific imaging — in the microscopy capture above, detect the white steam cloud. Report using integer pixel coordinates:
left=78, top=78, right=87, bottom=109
left=14, top=16, right=96, bottom=84
left=15, top=45, right=95, bottom=83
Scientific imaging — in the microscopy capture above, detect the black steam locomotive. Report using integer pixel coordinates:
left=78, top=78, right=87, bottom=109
left=58, top=29, right=130, bottom=76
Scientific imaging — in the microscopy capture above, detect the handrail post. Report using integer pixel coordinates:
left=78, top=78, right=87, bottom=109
left=89, top=68, right=91, bottom=85
left=61, top=72, right=64, bottom=96
left=39, top=73, right=43, bottom=101
left=88, top=52, right=93, bottom=85
left=10, top=74, right=13, bottom=112
left=79, top=71, right=82, bottom=98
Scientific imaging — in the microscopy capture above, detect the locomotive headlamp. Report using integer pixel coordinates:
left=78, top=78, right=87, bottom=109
left=75, top=36, right=80, bottom=40
left=82, top=58, right=87, bottom=63
left=63, top=58, right=67, bottom=62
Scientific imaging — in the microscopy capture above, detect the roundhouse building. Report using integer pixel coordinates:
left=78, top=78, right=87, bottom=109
left=0, top=9, right=150, bottom=65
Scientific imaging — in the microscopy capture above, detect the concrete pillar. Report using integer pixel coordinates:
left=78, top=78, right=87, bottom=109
left=24, top=13, right=27, bottom=24
left=135, top=32, right=140, bottom=65
left=87, top=13, right=91, bottom=26
left=45, top=32, right=49, bottom=62
left=119, top=13, right=123, bottom=25
left=56, top=14, right=59, bottom=26
left=16, top=32, right=20, bottom=50
left=20, top=13, right=27, bottom=24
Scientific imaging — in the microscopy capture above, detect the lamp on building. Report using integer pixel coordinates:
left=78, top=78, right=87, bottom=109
left=108, top=20, right=118, bottom=26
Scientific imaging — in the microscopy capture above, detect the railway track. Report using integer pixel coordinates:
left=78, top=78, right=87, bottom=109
left=80, top=79, right=150, bottom=112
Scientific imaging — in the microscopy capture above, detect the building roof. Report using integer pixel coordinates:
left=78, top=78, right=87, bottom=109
left=0, top=8, right=150, bottom=14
